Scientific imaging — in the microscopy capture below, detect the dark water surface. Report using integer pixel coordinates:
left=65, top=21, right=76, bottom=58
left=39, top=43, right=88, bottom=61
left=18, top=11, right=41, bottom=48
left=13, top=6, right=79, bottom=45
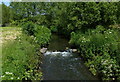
left=47, top=34, right=70, bottom=51
left=42, top=34, right=98, bottom=80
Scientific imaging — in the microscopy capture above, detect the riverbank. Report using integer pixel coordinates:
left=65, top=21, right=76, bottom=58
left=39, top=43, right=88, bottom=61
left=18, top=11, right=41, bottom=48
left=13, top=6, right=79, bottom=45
left=69, top=27, right=120, bottom=80
left=45, top=29, right=120, bottom=81
left=1, top=27, right=43, bottom=80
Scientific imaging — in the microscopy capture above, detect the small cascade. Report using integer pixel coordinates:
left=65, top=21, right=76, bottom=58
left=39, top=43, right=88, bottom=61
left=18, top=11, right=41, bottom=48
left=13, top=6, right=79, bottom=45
left=41, top=34, right=99, bottom=80
left=44, top=51, right=72, bottom=57
left=42, top=50, right=98, bottom=80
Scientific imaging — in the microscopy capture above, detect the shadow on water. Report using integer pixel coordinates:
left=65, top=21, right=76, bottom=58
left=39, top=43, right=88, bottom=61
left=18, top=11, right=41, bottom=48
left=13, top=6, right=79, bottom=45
left=41, top=34, right=99, bottom=80
left=47, top=34, right=70, bottom=51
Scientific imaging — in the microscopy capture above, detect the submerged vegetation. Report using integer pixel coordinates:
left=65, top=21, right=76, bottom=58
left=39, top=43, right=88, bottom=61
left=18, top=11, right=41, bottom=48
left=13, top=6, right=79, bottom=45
left=1, top=2, right=120, bottom=81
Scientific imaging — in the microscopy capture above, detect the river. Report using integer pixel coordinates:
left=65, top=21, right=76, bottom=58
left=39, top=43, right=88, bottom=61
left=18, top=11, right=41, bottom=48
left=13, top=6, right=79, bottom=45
left=41, top=34, right=99, bottom=80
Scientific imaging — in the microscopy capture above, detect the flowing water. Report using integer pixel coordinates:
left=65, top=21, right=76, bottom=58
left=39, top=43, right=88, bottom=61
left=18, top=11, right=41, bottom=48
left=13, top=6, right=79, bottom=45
left=42, top=34, right=99, bottom=80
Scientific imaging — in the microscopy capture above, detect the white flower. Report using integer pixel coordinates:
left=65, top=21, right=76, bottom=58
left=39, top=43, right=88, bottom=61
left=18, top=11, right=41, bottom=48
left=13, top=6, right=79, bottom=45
left=113, top=78, right=115, bottom=80
left=11, top=77, right=14, bottom=79
left=5, top=72, right=13, bottom=74
left=1, top=75, right=5, bottom=77
left=5, top=72, right=9, bottom=74
left=9, top=72, right=13, bottom=74
left=109, top=32, right=112, bottom=33
left=17, top=77, right=20, bottom=79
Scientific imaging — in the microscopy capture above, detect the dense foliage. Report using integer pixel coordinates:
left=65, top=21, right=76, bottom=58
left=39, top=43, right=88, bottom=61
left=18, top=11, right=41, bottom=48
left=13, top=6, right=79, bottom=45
left=2, top=3, right=11, bottom=26
left=2, top=33, right=42, bottom=80
left=69, top=26, right=120, bottom=80
left=34, top=25, right=51, bottom=45
left=1, top=22, right=51, bottom=80
left=0, top=4, right=1, bottom=26
left=9, top=2, right=119, bottom=26
left=22, top=22, right=51, bottom=46
left=9, top=2, right=120, bottom=35
left=22, top=22, right=37, bottom=36
left=1, top=2, right=120, bottom=81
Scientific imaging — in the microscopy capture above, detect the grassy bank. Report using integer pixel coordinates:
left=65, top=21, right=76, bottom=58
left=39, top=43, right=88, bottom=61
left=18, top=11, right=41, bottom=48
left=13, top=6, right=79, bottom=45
left=1, top=27, right=43, bottom=80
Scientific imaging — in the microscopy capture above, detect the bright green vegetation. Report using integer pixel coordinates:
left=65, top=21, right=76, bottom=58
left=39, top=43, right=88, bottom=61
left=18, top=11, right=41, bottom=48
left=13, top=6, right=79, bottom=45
left=1, top=26, right=51, bottom=80
left=70, top=26, right=120, bottom=80
left=1, top=2, right=120, bottom=81
left=22, top=22, right=51, bottom=46
left=1, top=3, right=10, bottom=27
left=2, top=34, right=42, bottom=80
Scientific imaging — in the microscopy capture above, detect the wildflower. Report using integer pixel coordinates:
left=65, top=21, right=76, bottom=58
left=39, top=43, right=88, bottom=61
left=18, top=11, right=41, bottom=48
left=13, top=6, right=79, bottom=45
left=1, top=75, right=5, bottom=77
left=9, top=72, right=13, bottom=75
left=5, top=72, right=13, bottom=74
left=10, top=77, right=14, bottom=80
left=109, top=32, right=112, bottom=33
left=17, top=77, right=20, bottom=79
left=113, top=78, right=115, bottom=80
left=5, top=72, right=9, bottom=74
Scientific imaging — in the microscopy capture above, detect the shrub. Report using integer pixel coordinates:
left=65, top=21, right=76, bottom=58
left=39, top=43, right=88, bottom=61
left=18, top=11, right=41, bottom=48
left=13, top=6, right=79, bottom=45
left=9, top=20, right=19, bottom=27
left=50, top=26, right=58, bottom=33
left=22, top=22, right=51, bottom=46
left=69, top=26, right=120, bottom=80
left=22, top=22, right=37, bottom=36
left=34, top=26, right=51, bottom=45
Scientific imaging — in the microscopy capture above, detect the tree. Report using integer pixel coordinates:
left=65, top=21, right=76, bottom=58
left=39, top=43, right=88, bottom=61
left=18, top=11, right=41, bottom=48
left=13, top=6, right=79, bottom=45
left=2, top=3, right=10, bottom=26
left=9, top=2, right=119, bottom=30
left=0, top=4, right=2, bottom=26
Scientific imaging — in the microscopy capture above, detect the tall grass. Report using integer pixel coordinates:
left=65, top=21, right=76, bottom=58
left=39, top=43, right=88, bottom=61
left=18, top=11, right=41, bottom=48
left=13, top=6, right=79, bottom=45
left=2, top=33, right=42, bottom=80
left=1, top=24, right=52, bottom=80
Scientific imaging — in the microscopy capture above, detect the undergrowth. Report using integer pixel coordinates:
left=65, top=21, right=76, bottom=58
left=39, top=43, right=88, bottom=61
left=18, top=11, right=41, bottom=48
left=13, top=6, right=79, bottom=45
left=2, top=33, right=42, bottom=80
left=69, top=26, right=120, bottom=80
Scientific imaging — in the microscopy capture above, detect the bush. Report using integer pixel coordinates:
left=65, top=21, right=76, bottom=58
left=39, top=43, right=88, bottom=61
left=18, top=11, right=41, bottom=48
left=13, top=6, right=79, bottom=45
left=50, top=26, right=58, bottom=33
left=34, top=26, right=51, bottom=45
left=69, top=26, right=120, bottom=80
left=22, top=22, right=37, bottom=36
left=22, top=22, right=51, bottom=46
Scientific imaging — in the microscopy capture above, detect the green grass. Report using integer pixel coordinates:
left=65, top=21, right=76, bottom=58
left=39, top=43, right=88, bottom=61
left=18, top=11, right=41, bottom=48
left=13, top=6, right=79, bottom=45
left=0, top=27, right=21, bottom=44
left=0, top=27, right=21, bottom=32
left=1, top=27, right=42, bottom=80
